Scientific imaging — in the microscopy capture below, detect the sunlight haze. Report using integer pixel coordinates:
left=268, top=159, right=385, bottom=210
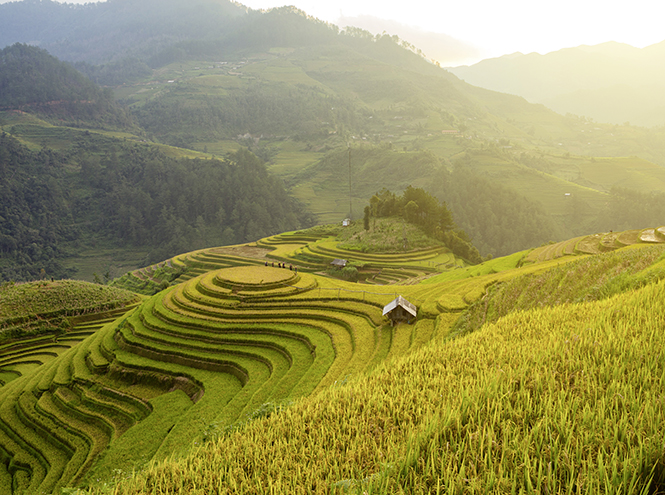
left=242, top=0, right=665, bottom=65
left=6, top=0, right=665, bottom=65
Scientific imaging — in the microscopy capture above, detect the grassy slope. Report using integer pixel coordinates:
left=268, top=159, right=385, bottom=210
left=539, top=154, right=665, bottom=193
left=0, top=111, right=208, bottom=159
left=465, top=150, right=607, bottom=205
left=0, top=227, right=663, bottom=492
left=91, top=239, right=665, bottom=494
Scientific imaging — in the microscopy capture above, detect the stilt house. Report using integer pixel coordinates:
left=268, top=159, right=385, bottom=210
left=382, top=296, right=417, bottom=326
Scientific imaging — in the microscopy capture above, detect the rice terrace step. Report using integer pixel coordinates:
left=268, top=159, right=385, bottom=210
left=1, top=225, right=664, bottom=493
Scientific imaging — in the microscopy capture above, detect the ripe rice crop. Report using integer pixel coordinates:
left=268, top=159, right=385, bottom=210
left=10, top=233, right=662, bottom=494
left=100, top=280, right=665, bottom=495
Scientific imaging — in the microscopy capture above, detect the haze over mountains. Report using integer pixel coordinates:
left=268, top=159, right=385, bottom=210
left=336, top=14, right=481, bottom=66
left=2, top=2, right=665, bottom=493
left=2, top=0, right=665, bottom=282
left=450, top=41, right=665, bottom=127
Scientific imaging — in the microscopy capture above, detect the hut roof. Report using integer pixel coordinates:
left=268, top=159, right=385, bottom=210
left=331, top=259, right=347, bottom=268
left=382, top=295, right=417, bottom=318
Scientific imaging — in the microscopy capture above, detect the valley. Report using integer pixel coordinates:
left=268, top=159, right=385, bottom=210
left=1, top=0, right=665, bottom=492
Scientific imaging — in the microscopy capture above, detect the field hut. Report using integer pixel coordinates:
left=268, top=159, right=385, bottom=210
left=383, top=296, right=417, bottom=326
left=331, top=259, right=347, bottom=269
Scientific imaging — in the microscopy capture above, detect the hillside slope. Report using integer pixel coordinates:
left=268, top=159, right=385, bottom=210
left=3, top=2, right=665, bottom=275
left=449, top=41, right=665, bottom=126
left=85, top=236, right=665, bottom=494
left=0, top=44, right=133, bottom=129
left=0, top=0, right=248, bottom=64
left=0, top=227, right=663, bottom=492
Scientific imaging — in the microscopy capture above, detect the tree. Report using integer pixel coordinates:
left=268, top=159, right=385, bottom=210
left=404, top=200, right=419, bottom=224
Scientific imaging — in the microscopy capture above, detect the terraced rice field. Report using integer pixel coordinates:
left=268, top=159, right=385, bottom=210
left=0, top=263, right=468, bottom=493
left=525, top=226, right=665, bottom=263
left=5, top=226, right=661, bottom=493
left=114, top=230, right=463, bottom=295
left=82, top=242, right=665, bottom=495
left=0, top=306, right=139, bottom=388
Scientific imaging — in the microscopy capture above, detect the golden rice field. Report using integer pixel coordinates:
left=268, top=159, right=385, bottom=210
left=0, top=227, right=664, bottom=494
left=112, top=227, right=464, bottom=295
left=0, top=258, right=480, bottom=493
left=94, top=271, right=665, bottom=495
left=525, top=225, right=665, bottom=263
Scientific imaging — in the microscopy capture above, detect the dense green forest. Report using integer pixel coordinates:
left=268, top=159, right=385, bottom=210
left=0, top=44, right=133, bottom=128
left=0, top=133, right=312, bottom=281
left=0, top=0, right=248, bottom=64
left=0, top=134, right=76, bottom=281
left=433, top=167, right=562, bottom=257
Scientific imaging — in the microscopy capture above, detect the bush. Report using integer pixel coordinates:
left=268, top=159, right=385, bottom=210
left=340, top=266, right=359, bottom=282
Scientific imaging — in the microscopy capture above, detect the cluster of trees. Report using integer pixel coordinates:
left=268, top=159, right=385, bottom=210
left=0, top=133, right=313, bottom=281
left=0, top=133, right=77, bottom=281
left=87, top=146, right=313, bottom=262
left=364, top=186, right=482, bottom=263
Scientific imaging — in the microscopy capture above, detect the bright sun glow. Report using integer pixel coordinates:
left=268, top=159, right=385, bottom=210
left=239, top=0, right=665, bottom=64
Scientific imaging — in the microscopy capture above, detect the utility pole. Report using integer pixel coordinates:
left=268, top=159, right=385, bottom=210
left=348, top=145, right=352, bottom=220
left=403, top=220, right=408, bottom=251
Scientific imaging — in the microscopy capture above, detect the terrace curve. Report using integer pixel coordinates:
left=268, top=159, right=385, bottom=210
left=0, top=264, right=434, bottom=493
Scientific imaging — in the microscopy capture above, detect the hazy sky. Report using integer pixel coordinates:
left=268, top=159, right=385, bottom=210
left=12, top=0, right=665, bottom=65
left=242, top=0, right=665, bottom=64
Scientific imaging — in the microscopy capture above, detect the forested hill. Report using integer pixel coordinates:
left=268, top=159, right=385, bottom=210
left=4, top=0, right=665, bottom=277
left=0, top=133, right=312, bottom=282
left=0, top=0, right=248, bottom=64
left=0, top=44, right=132, bottom=128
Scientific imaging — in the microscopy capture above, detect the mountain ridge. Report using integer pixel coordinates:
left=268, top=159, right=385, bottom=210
left=449, top=39, right=665, bottom=126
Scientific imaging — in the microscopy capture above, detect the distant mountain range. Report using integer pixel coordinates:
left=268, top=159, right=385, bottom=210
left=449, top=41, right=665, bottom=127
left=0, top=0, right=248, bottom=63
left=3, top=0, right=665, bottom=280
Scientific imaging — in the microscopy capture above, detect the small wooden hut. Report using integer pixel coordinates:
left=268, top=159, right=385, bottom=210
left=382, top=296, right=417, bottom=326
left=331, top=259, right=348, bottom=269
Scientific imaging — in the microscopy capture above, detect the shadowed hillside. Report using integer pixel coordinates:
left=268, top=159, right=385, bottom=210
left=0, top=44, right=133, bottom=129
left=0, top=0, right=248, bottom=64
